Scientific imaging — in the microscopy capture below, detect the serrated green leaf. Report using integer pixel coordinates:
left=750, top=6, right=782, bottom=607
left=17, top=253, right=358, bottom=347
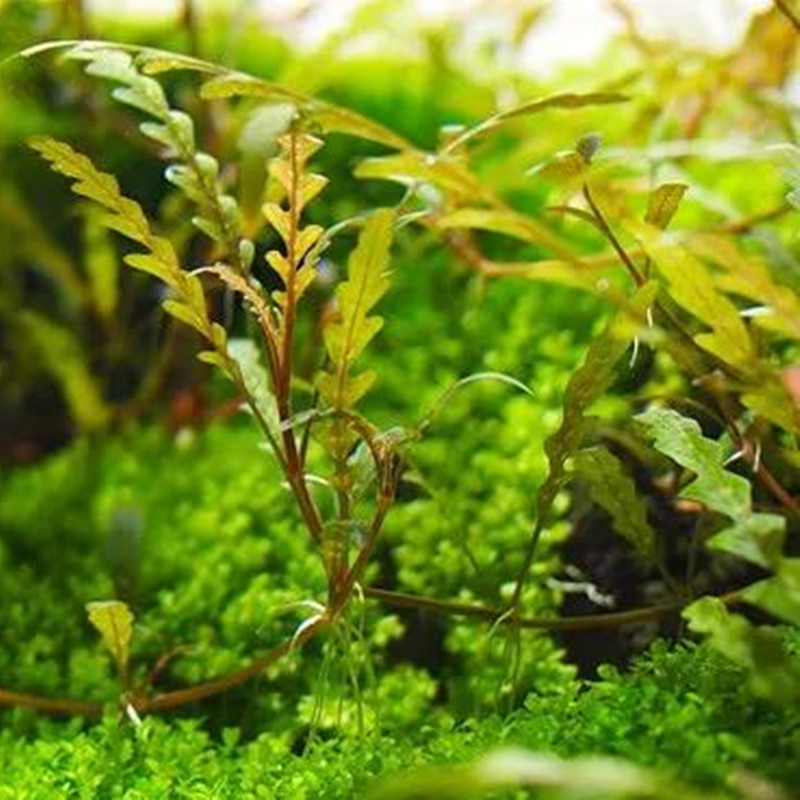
left=318, top=208, right=394, bottom=409
left=30, top=137, right=180, bottom=282
left=708, top=513, right=786, bottom=569
left=573, top=447, right=656, bottom=560
left=86, top=600, right=134, bottom=676
left=162, top=299, right=206, bottom=335
left=635, top=407, right=751, bottom=519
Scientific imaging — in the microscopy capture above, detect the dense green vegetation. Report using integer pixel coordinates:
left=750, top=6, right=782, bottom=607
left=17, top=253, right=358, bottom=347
left=1, top=1, right=799, bottom=797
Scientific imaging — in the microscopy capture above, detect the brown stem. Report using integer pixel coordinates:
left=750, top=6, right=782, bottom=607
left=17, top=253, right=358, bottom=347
left=0, top=688, right=101, bottom=717
left=0, top=585, right=747, bottom=719
left=363, top=586, right=742, bottom=632
left=582, top=184, right=644, bottom=287
left=135, top=616, right=329, bottom=712
left=774, top=0, right=800, bottom=31
left=182, top=0, right=201, bottom=57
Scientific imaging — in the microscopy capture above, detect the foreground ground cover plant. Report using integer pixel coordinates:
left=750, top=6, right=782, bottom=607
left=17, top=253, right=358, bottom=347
left=1, top=2, right=799, bottom=797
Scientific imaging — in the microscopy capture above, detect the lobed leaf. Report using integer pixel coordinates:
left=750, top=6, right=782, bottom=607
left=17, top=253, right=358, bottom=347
left=318, top=208, right=394, bottom=409
left=630, top=221, right=754, bottom=368
left=635, top=407, right=751, bottom=519
left=573, top=447, right=656, bottom=561
left=536, top=282, right=658, bottom=527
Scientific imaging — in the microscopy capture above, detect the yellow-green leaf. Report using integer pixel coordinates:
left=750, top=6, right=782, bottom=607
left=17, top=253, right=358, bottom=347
left=629, top=221, right=754, bottom=368
left=645, top=183, right=688, bottom=230
left=86, top=600, right=134, bottom=675
left=319, top=209, right=394, bottom=409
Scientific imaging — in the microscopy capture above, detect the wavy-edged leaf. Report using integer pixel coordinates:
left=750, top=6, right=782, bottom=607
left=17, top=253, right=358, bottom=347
left=573, top=447, right=656, bottom=561
left=709, top=513, right=786, bottom=569
left=536, top=282, right=658, bottom=526
left=440, top=92, right=629, bottom=154
left=86, top=600, right=134, bottom=676
left=629, top=221, right=754, bottom=367
left=318, top=208, right=394, bottom=409
left=635, top=407, right=751, bottom=519
left=689, top=233, right=800, bottom=341
left=29, top=137, right=180, bottom=281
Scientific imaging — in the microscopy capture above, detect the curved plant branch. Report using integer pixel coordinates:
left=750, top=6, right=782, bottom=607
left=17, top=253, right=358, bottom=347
left=0, top=588, right=747, bottom=718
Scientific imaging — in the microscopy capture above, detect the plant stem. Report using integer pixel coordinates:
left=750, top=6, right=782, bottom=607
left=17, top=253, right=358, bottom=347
left=0, top=688, right=101, bottom=717
left=582, top=184, right=644, bottom=287
left=774, top=0, right=800, bottom=31
left=362, top=586, right=742, bottom=632
left=0, top=586, right=748, bottom=718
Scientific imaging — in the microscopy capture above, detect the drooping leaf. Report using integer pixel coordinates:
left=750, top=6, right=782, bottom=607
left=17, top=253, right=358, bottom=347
left=635, top=407, right=751, bottom=519
left=29, top=137, right=179, bottom=282
left=573, top=447, right=656, bottom=561
left=31, top=137, right=225, bottom=356
left=317, top=208, right=394, bottom=409
left=355, top=151, right=491, bottom=203
left=440, top=91, right=629, bottom=154
left=86, top=600, right=134, bottom=677
left=435, top=208, right=574, bottom=259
